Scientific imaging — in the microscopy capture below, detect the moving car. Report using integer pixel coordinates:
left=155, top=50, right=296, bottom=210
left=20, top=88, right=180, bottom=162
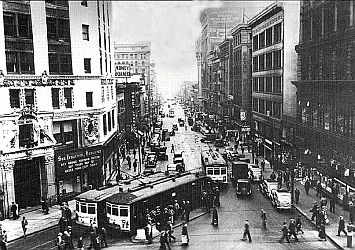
left=200, top=134, right=217, bottom=143
left=259, top=179, right=278, bottom=198
left=231, top=161, right=252, bottom=197
left=144, top=152, right=158, bottom=174
left=248, top=164, right=262, bottom=183
left=270, top=189, right=292, bottom=210
left=236, top=179, right=252, bottom=197
left=166, top=163, right=184, bottom=173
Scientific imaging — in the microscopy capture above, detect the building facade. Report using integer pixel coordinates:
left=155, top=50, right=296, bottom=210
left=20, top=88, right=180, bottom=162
left=292, top=1, right=355, bottom=197
left=0, top=0, right=116, bottom=216
left=231, top=24, right=252, bottom=143
left=249, top=2, right=299, bottom=169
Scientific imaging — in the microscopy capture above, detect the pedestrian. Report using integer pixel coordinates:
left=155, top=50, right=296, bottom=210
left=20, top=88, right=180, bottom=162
left=0, top=230, right=7, bottom=250
left=349, top=202, right=355, bottom=224
left=277, top=174, right=282, bottom=189
left=133, top=159, right=138, bottom=172
left=181, top=200, right=186, bottom=220
left=295, top=188, right=300, bottom=204
left=99, top=227, right=108, bottom=248
left=316, top=181, right=322, bottom=198
left=126, top=155, right=131, bottom=169
left=247, top=144, right=251, bottom=153
left=64, top=204, right=72, bottom=228
left=59, top=216, right=67, bottom=233
left=241, top=145, right=245, bottom=155
left=255, top=158, right=259, bottom=166
left=133, top=148, right=136, bottom=159
left=43, top=199, right=49, bottom=214
left=63, top=230, right=74, bottom=250
left=88, top=228, right=99, bottom=250
left=316, top=208, right=322, bottom=227
left=242, top=219, right=252, bottom=243
left=337, top=216, right=347, bottom=236
left=77, top=235, right=84, bottom=250
left=21, top=216, right=28, bottom=237
left=279, top=221, right=290, bottom=243
left=270, top=171, right=276, bottom=181
left=173, top=200, right=180, bottom=221
left=260, top=209, right=267, bottom=229
left=261, top=159, right=265, bottom=172
left=304, top=178, right=310, bottom=195
left=330, top=194, right=336, bottom=213
left=296, top=214, right=304, bottom=234
left=318, top=223, right=327, bottom=241
left=320, top=197, right=327, bottom=209
left=145, top=220, right=153, bottom=244
left=181, top=222, right=189, bottom=246
left=185, top=201, right=190, bottom=221
left=310, top=201, right=319, bottom=221
left=211, top=206, right=218, bottom=226
left=288, top=219, right=299, bottom=241
left=10, top=202, right=17, bottom=220
left=167, top=221, right=176, bottom=243
left=159, top=230, right=171, bottom=250
left=171, top=144, right=175, bottom=153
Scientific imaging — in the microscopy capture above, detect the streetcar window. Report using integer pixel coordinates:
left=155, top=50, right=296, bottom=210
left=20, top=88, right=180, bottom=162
left=81, top=204, right=87, bottom=213
left=221, top=168, right=226, bottom=175
left=88, top=204, right=96, bottom=214
left=207, top=168, right=213, bottom=175
left=76, top=201, right=79, bottom=212
left=214, top=168, right=220, bottom=175
left=120, top=208, right=128, bottom=217
left=106, top=204, right=112, bottom=215
left=112, top=206, right=119, bottom=216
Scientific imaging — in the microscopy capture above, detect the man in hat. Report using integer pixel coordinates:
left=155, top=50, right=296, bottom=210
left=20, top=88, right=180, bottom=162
left=242, top=220, right=252, bottom=243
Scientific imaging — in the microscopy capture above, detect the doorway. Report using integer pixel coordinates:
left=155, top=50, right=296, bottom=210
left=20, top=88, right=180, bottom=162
left=14, top=158, right=42, bottom=209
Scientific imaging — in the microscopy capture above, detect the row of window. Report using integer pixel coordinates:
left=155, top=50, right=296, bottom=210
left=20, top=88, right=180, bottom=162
left=253, top=22, right=282, bottom=51
left=103, top=109, right=115, bottom=136
left=299, top=102, right=355, bottom=138
left=76, top=202, right=95, bottom=214
left=116, top=61, right=146, bottom=66
left=253, top=50, right=282, bottom=72
left=106, top=204, right=129, bottom=217
left=253, top=98, right=282, bottom=119
left=115, top=53, right=147, bottom=59
left=300, top=46, right=355, bottom=81
left=4, top=12, right=32, bottom=38
left=302, top=1, right=353, bottom=42
left=252, top=76, right=282, bottom=94
left=9, top=89, right=35, bottom=108
left=51, top=87, right=73, bottom=109
left=53, top=120, right=74, bottom=145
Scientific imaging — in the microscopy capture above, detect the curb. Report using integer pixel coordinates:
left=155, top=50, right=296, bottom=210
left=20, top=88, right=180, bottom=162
left=130, top=210, right=208, bottom=244
left=294, top=205, right=344, bottom=250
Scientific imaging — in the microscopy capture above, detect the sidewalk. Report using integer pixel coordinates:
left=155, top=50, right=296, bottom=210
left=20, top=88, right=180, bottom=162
left=2, top=199, right=76, bottom=243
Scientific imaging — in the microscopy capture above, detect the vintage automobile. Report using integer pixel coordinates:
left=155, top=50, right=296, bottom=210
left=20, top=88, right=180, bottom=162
left=178, top=118, right=185, bottom=127
left=200, top=134, right=217, bottom=143
left=166, top=163, right=185, bottom=173
left=151, top=146, right=168, bottom=161
left=248, top=164, right=262, bottom=183
left=259, top=179, right=278, bottom=198
left=236, top=179, right=252, bottom=197
left=172, top=123, right=178, bottom=131
left=173, top=152, right=184, bottom=166
left=143, top=152, right=158, bottom=174
left=270, top=189, right=292, bottom=210
left=162, top=129, right=170, bottom=141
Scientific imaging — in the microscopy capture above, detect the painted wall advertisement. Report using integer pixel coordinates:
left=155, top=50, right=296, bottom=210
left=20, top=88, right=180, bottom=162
left=55, top=147, right=102, bottom=176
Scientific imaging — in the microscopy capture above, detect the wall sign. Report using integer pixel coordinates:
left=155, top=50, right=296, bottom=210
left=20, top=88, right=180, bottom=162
left=55, top=147, right=102, bottom=176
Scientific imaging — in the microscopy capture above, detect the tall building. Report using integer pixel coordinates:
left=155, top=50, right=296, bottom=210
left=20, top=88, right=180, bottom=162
left=114, top=42, right=151, bottom=124
left=199, top=3, right=242, bottom=114
left=231, top=23, right=252, bottom=143
left=0, top=0, right=115, bottom=216
left=292, top=1, right=355, bottom=194
left=248, top=2, right=299, bottom=169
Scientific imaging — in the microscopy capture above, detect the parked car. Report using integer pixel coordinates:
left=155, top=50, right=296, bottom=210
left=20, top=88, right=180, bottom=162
left=248, top=164, right=262, bottom=183
left=166, top=163, right=184, bottom=173
left=178, top=118, right=185, bottom=127
left=270, top=189, right=292, bottom=210
left=172, top=123, right=178, bottom=131
left=144, top=152, right=158, bottom=174
left=259, top=179, right=278, bottom=198
left=173, top=152, right=184, bottom=166
left=201, top=134, right=217, bottom=143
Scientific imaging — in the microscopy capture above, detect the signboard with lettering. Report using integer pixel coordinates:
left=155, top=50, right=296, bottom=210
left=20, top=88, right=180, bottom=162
left=115, top=65, right=131, bottom=78
left=55, top=147, right=102, bottom=176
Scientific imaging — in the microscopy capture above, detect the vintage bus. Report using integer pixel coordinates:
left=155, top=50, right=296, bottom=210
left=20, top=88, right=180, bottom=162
left=75, top=171, right=212, bottom=234
left=201, top=149, right=228, bottom=184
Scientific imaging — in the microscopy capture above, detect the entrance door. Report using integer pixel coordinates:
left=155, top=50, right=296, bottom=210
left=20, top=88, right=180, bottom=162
left=14, top=158, right=41, bottom=209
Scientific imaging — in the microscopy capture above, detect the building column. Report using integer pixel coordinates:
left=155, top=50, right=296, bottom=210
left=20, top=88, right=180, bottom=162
left=2, top=161, right=15, bottom=218
left=44, top=154, right=56, bottom=204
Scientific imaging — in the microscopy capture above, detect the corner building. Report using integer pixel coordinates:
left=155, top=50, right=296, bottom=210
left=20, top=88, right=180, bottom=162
left=0, top=0, right=116, bottom=217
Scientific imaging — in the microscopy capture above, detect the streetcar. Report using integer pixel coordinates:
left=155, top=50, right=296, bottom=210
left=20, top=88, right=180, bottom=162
left=201, top=149, right=228, bottom=184
left=75, top=171, right=212, bottom=234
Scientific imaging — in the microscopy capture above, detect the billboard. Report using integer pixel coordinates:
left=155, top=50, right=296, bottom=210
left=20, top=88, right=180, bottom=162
left=115, top=65, right=131, bottom=78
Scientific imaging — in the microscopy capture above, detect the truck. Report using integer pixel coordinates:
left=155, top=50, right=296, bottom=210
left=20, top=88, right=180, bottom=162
left=231, top=161, right=252, bottom=196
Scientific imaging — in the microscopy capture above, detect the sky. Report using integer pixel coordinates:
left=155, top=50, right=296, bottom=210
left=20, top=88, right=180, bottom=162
left=112, top=1, right=273, bottom=98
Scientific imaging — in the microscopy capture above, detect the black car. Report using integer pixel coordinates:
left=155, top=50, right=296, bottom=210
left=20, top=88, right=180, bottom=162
left=201, top=134, right=217, bottom=143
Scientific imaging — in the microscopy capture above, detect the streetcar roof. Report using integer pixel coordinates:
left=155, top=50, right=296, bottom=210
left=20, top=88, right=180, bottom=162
left=201, top=150, right=226, bottom=165
left=107, top=172, right=207, bottom=205
left=75, top=172, right=172, bottom=202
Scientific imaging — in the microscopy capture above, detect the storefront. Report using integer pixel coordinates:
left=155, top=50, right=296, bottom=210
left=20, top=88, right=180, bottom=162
left=55, top=146, right=102, bottom=202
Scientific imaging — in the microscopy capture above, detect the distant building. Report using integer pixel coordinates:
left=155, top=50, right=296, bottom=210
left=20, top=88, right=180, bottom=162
left=292, top=1, right=355, bottom=191
left=248, top=1, right=299, bottom=169
left=231, top=23, right=252, bottom=143
left=0, top=0, right=115, bottom=215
